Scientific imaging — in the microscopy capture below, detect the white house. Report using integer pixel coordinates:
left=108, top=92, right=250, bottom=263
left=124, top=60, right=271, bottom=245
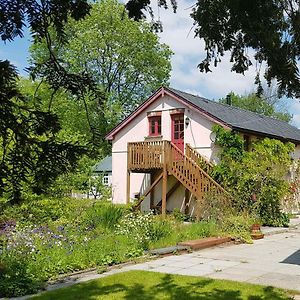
left=93, top=156, right=112, bottom=186
left=106, top=87, right=300, bottom=214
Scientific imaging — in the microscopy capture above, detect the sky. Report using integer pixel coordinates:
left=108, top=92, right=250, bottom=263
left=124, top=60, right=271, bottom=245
left=1, top=1, right=300, bottom=128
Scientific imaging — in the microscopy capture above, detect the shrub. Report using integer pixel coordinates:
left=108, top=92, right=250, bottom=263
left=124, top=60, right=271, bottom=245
left=196, top=191, right=234, bottom=222
left=0, top=252, right=44, bottom=297
left=116, top=211, right=155, bottom=249
left=172, top=208, right=192, bottom=222
left=82, top=202, right=126, bottom=230
left=212, top=125, right=294, bottom=227
left=221, top=213, right=255, bottom=243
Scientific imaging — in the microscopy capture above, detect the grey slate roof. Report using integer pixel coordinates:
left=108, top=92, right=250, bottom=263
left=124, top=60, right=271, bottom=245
left=93, top=156, right=112, bottom=173
left=168, top=87, right=300, bottom=144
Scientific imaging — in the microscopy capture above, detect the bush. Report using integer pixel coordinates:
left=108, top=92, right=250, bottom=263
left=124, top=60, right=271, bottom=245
left=221, top=213, right=255, bottom=243
left=0, top=197, right=234, bottom=297
left=116, top=211, right=155, bottom=249
left=196, top=191, right=233, bottom=222
left=212, top=126, right=294, bottom=227
left=82, top=202, right=126, bottom=230
left=0, top=253, right=44, bottom=297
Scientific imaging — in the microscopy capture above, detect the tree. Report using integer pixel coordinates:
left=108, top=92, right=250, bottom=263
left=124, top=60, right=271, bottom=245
left=0, top=63, right=85, bottom=202
left=191, top=0, right=300, bottom=98
left=0, top=0, right=156, bottom=202
left=125, top=0, right=300, bottom=98
left=0, top=0, right=93, bottom=202
left=18, top=78, right=111, bottom=156
left=30, top=0, right=172, bottom=122
left=219, top=92, right=292, bottom=122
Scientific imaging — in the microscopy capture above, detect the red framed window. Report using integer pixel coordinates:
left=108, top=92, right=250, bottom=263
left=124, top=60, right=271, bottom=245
left=148, top=116, right=161, bottom=136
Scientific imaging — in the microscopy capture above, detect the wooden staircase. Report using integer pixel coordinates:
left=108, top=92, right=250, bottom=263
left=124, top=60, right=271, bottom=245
left=167, top=142, right=226, bottom=199
left=128, top=140, right=228, bottom=214
left=185, top=143, right=215, bottom=175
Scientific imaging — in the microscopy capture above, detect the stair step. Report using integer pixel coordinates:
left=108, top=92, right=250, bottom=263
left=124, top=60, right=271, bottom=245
left=178, top=237, right=231, bottom=250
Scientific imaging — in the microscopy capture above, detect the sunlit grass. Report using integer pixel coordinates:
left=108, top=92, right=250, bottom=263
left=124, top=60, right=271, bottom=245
left=32, top=270, right=295, bottom=300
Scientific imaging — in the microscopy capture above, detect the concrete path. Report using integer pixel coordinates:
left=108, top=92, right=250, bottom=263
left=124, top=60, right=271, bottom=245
left=122, top=226, right=300, bottom=292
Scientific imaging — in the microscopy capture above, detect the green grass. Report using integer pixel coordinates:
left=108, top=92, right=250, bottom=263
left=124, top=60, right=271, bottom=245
left=32, top=270, right=294, bottom=300
left=148, top=217, right=219, bottom=250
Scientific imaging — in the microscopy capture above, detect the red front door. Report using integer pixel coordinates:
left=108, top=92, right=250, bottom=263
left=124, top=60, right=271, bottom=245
left=171, top=114, right=184, bottom=153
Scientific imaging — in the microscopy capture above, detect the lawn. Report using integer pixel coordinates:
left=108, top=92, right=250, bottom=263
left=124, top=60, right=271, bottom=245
left=32, top=270, right=293, bottom=300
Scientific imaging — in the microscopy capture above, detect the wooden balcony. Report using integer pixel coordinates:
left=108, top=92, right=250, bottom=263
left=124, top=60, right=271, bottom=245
left=127, top=141, right=165, bottom=172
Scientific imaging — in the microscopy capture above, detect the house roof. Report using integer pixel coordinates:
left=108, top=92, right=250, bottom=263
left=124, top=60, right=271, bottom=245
left=168, top=87, right=300, bottom=144
left=106, top=86, right=300, bottom=144
left=93, top=156, right=112, bottom=173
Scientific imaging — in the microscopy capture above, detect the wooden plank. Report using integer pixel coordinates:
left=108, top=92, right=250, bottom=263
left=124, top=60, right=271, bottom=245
left=150, top=172, right=155, bottom=210
left=135, top=172, right=163, bottom=209
left=184, top=188, right=190, bottom=214
left=143, top=172, right=163, bottom=198
left=156, top=180, right=181, bottom=208
left=126, top=170, right=130, bottom=204
left=178, top=237, right=231, bottom=250
left=161, top=167, right=167, bottom=216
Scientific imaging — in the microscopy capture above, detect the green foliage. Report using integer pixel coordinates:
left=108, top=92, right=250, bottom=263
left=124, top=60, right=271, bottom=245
left=219, top=92, right=292, bottom=122
left=191, top=0, right=300, bottom=98
left=82, top=203, right=125, bottom=230
left=30, top=0, right=172, bottom=124
left=213, top=125, right=244, bottom=160
left=221, top=213, right=255, bottom=243
left=172, top=208, right=192, bottom=222
left=0, top=252, right=44, bottom=297
left=0, top=63, right=85, bottom=203
left=0, top=198, right=224, bottom=297
left=149, top=219, right=218, bottom=250
left=197, top=191, right=234, bottom=222
left=0, top=196, right=78, bottom=225
left=212, top=126, right=293, bottom=226
left=116, top=211, right=156, bottom=249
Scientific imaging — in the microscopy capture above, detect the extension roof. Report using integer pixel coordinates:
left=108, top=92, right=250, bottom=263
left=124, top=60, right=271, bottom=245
left=93, top=156, right=112, bottom=173
left=106, top=87, right=300, bottom=144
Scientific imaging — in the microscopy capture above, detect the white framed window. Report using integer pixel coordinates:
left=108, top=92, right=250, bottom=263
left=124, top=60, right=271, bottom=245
left=102, top=173, right=109, bottom=186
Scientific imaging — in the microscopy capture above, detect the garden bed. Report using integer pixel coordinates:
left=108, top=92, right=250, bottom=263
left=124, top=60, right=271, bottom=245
left=0, top=197, right=257, bottom=297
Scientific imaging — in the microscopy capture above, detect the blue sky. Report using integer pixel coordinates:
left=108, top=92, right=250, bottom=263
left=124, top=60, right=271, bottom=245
left=1, top=1, right=300, bottom=128
left=0, top=27, right=31, bottom=74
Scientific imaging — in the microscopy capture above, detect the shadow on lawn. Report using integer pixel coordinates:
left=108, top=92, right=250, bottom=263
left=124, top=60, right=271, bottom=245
left=40, top=272, right=290, bottom=300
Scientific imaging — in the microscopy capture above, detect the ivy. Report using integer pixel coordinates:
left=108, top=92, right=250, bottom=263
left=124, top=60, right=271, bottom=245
left=212, top=125, right=294, bottom=226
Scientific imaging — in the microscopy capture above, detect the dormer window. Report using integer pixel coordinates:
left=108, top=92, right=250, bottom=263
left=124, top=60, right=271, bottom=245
left=148, top=116, right=161, bottom=136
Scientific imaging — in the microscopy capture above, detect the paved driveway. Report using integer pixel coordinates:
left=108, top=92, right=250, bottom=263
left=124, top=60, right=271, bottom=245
left=123, top=227, right=300, bottom=291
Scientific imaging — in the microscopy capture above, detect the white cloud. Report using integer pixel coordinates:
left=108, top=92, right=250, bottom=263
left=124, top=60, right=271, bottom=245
left=154, top=1, right=257, bottom=99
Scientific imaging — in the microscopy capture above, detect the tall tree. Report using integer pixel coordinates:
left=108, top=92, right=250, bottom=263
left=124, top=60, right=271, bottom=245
left=191, top=0, right=300, bottom=98
left=0, top=0, right=169, bottom=201
left=219, top=92, right=292, bottom=122
left=0, top=0, right=93, bottom=202
left=30, top=0, right=172, bottom=123
left=125, top=0, right=300, bottom=98
left=0, top=63, right=85, bottom=202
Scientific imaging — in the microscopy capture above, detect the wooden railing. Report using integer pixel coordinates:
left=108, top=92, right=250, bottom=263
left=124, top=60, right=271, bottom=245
left=128, top=140, right=227, bottom=199
left=185, top=143, right=214, bottom=175
left=168, top=142, right=226, bottom=199
left=128, top=141, right=165, bottom=171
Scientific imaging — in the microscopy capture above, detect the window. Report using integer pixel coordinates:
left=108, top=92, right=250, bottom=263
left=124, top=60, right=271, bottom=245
left=148, top=116, right=161, bottom=136
left=102, top=173, right=109, bottom=186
